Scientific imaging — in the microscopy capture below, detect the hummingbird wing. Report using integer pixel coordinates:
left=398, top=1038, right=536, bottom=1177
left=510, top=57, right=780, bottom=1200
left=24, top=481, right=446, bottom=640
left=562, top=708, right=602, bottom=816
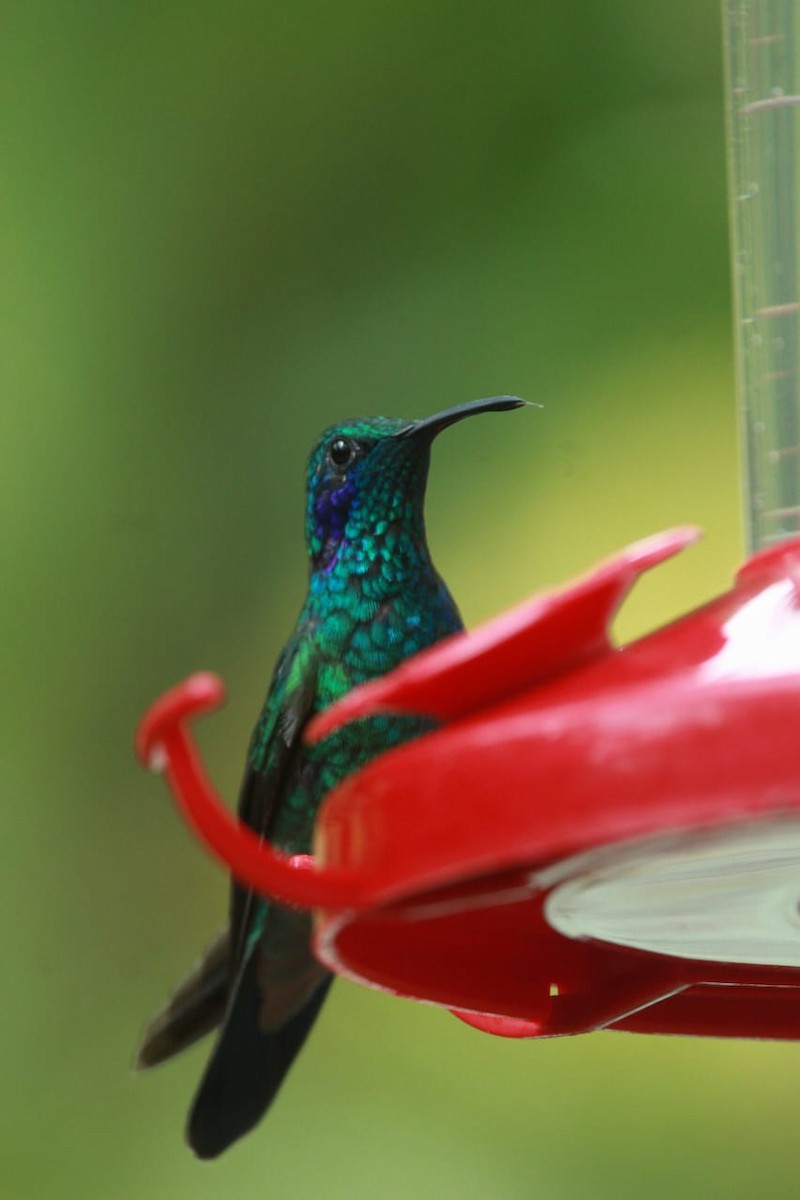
left=230, top=632, right=320, bottom=965
left=135, top=635, right=320, bottom=1077
left=136, top=929, right=230, bottom=1069
left=187, top=634, right=330, bottom=1159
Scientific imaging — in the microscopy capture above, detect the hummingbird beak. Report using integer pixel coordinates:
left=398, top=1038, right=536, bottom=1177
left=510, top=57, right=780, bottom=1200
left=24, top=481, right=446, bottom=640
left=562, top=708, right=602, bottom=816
left=394, top=395, right=529, bottom=441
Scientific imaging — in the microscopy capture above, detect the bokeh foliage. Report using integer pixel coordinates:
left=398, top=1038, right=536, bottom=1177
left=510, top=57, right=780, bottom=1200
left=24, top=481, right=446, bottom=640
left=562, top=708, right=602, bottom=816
left=5, top=3, right=791, bottom=1198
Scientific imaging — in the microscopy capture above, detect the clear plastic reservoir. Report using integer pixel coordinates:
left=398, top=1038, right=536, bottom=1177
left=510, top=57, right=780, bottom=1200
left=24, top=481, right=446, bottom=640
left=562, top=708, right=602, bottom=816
left=544, top=816, right=800, bottom=967
left=725, top=1, right=800, bottom=551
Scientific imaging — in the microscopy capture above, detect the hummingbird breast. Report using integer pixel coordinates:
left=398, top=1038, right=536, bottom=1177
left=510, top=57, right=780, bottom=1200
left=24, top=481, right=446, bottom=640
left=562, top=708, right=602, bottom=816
left=270, top=568, right=462, bottom=853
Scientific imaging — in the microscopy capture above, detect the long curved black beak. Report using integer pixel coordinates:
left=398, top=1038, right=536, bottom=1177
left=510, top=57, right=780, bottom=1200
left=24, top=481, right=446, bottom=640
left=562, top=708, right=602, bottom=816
left=394, top=395, right=528, bottom=440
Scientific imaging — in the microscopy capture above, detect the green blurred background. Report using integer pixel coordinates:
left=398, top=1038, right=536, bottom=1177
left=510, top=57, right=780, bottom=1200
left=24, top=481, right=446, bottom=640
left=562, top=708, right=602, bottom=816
left=5, top=2, right=792, bottom=1198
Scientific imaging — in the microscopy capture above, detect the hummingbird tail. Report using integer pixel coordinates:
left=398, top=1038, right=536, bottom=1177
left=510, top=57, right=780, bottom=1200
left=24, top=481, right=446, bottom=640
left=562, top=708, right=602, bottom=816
left=187, top=952, right=332, bottom=1159
left=136, top=929, right=230, bottom=1069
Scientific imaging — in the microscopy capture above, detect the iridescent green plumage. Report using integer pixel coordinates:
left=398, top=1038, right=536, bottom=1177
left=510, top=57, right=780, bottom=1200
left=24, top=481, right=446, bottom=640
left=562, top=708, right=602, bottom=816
left=137, top=397, right=525, bottom=1158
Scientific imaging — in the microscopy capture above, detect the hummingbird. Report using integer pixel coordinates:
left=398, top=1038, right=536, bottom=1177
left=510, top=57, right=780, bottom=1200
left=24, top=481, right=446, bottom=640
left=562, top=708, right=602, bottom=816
left=137, top=395, right=526, bottom=1158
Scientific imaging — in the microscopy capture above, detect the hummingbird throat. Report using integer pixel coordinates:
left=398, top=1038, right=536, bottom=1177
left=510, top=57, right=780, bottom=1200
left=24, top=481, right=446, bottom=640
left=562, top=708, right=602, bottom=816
left=312, top=478, right=357, bottom=571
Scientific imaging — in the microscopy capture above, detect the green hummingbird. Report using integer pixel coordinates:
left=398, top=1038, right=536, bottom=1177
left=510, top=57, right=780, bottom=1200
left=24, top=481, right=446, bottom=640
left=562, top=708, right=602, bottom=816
left=137, top=396, right=526, bottom=1158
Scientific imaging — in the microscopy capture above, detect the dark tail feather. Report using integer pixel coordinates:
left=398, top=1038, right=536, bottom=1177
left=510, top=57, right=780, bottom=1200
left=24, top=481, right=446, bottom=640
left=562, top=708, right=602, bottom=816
left=137, top=930, right=230, bottom=1069
left=186, top=954, right=332, bottom=1159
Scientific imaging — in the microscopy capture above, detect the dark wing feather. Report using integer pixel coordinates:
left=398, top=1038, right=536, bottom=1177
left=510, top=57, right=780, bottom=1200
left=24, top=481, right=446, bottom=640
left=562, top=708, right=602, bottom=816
left=229, top=634, right=319, bottom=967
left=186, top=635, right=326, bottom=1157
left=136, top=930, right=230, bottom=1069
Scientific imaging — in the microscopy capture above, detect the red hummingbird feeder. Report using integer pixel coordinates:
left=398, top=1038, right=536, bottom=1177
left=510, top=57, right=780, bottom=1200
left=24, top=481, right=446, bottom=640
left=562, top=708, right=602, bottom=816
left=137, top=525, right=800, bottom=1041
left=137, top=3, right=800, bottom=1044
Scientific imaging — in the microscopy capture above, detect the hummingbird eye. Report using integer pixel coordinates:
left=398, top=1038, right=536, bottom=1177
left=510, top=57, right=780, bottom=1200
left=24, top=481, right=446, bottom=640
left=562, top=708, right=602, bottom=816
left=328, top=437, right=356, bottom=469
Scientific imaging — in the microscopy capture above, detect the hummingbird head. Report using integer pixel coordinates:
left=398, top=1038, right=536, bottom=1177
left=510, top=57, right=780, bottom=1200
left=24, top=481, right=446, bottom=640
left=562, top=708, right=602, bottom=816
left=304, top=396, right=526, bottom=578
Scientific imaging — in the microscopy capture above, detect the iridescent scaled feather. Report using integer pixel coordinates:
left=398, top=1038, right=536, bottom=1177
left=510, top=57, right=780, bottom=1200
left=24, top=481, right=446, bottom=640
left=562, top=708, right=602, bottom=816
left=137, top=397, right=526, bottom=1158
